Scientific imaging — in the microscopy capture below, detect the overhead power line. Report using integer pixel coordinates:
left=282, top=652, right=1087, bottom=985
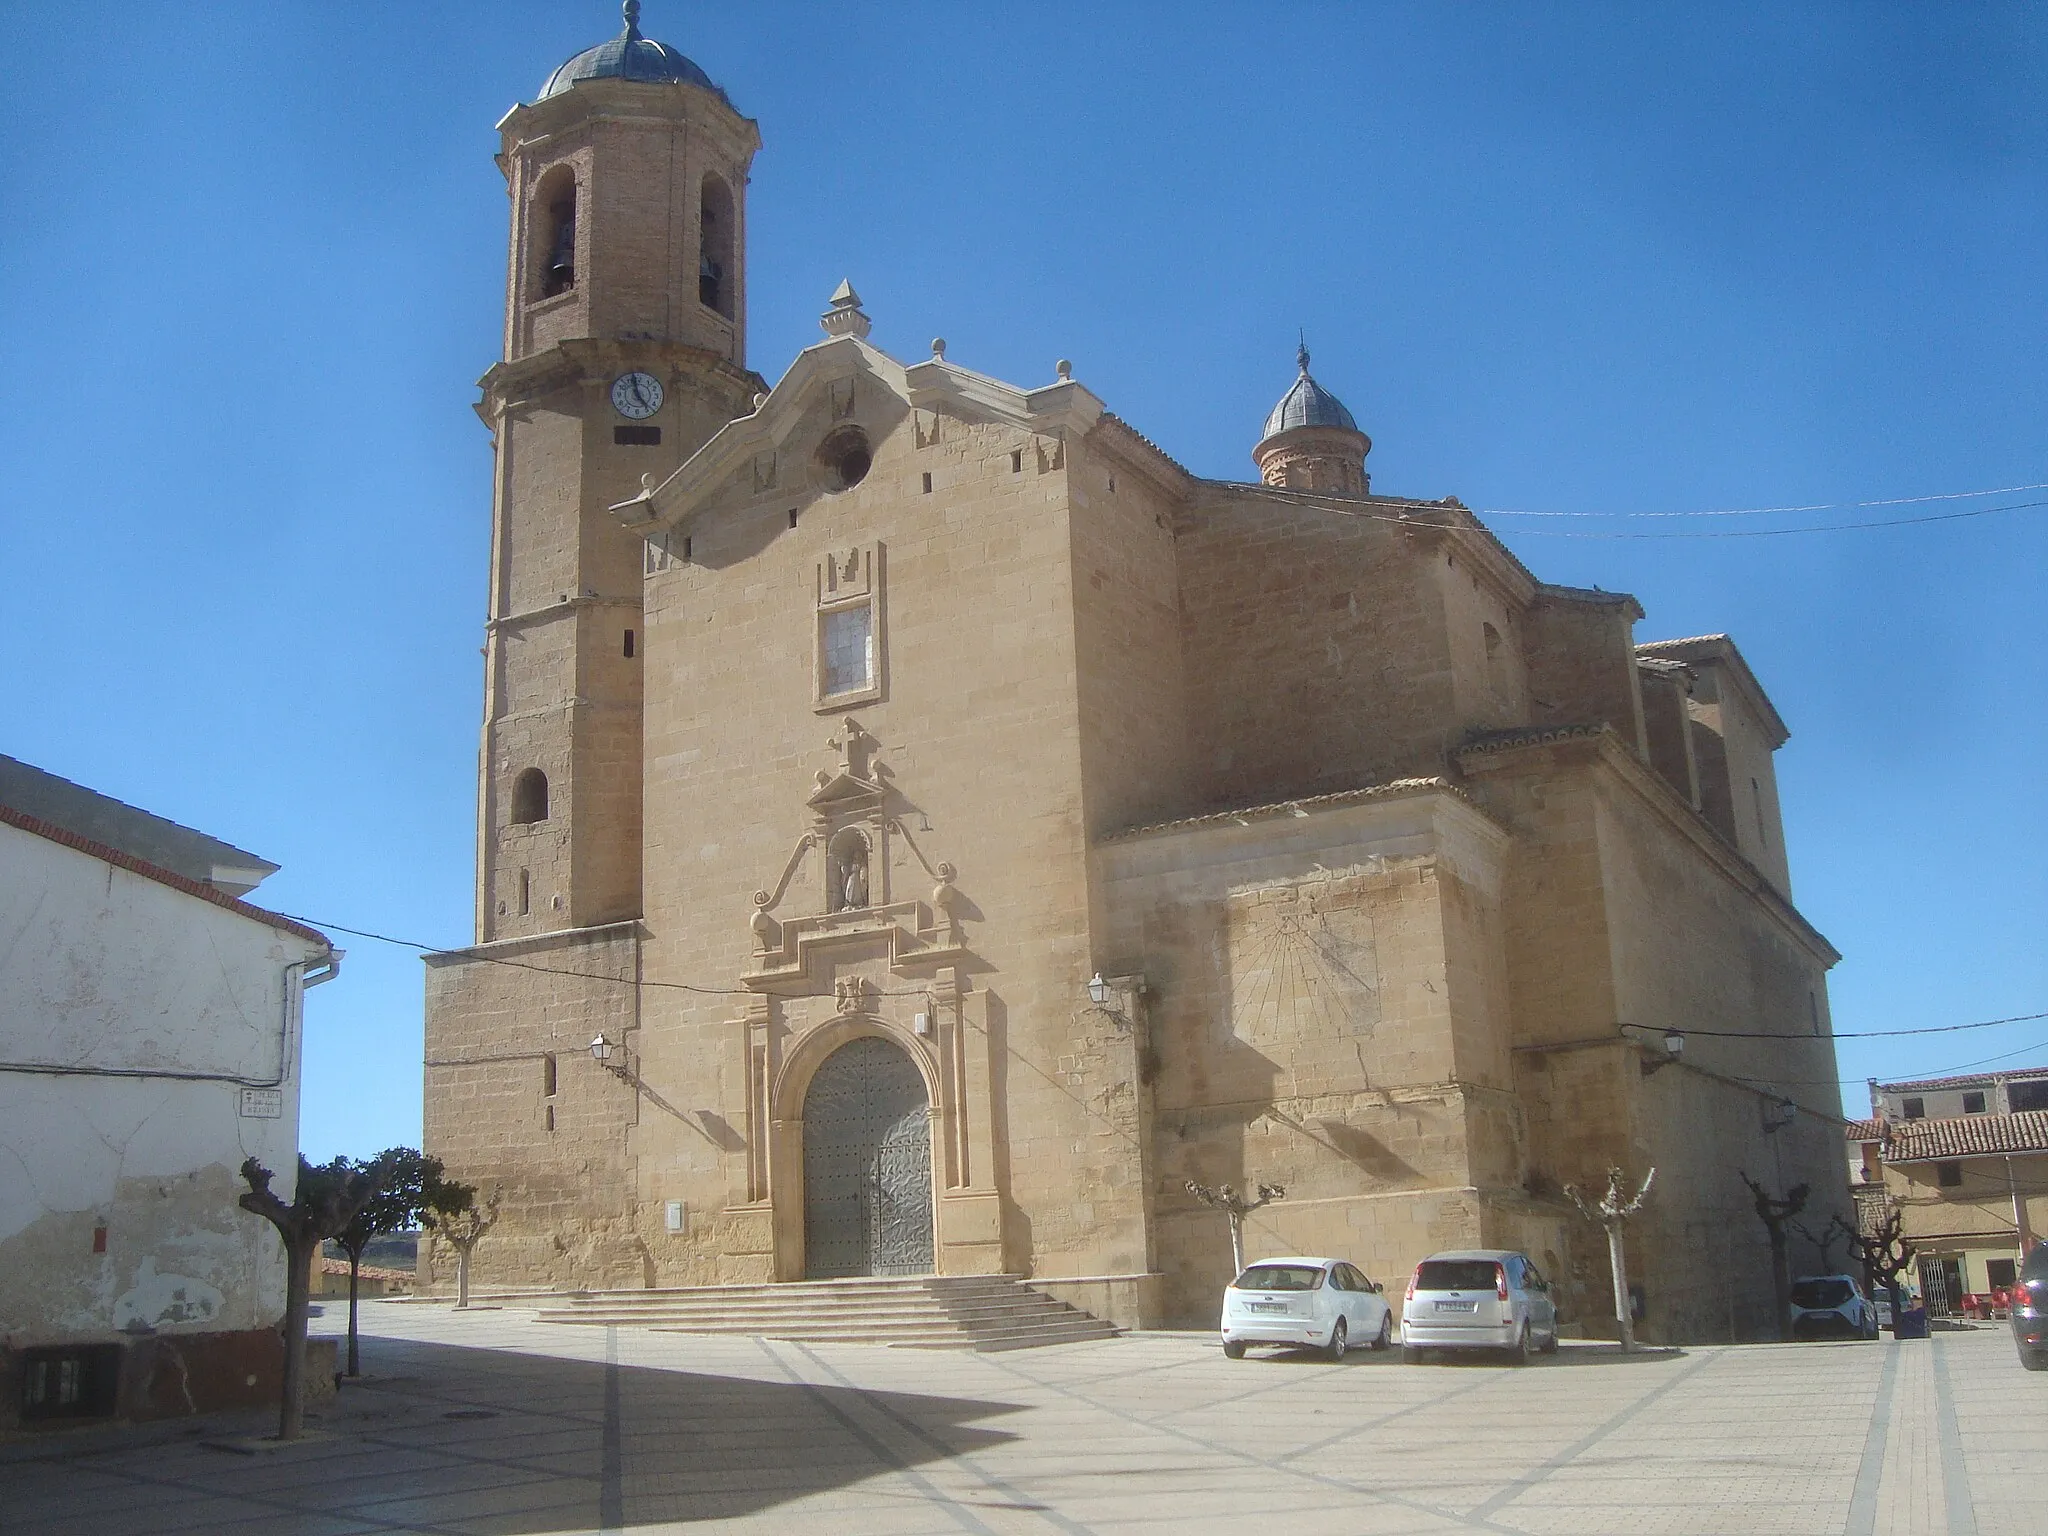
left=1498, top=497, right=2048, bottom=540
left=304, top=910, right=2044, bottom=1035
left=1479, top=480, right=2048, bottom=519
left=1662, top=1011, right=2048, bottom=1042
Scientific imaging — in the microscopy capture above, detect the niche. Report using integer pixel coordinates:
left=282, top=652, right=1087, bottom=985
left=511, top=767, right=550, bottom=824
left=828, top=828, right=872, bottom=912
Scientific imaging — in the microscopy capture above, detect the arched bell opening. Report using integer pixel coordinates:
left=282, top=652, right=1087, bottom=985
left=532, top=165, right=578, bottom=300
left=698, top=172, right=736, bottom=318
left=797, top=1034, right=935, bottom=1279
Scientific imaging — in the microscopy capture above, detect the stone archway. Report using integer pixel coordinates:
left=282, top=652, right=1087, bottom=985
left=801, top=1035, right=935, bottom=1278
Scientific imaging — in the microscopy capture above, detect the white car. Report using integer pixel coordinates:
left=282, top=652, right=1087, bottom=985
left=1219, top=1256, right=1394, bottom=1360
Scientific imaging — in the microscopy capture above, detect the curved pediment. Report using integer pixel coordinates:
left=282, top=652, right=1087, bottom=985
left=611, top=312, right=1103, bottom=538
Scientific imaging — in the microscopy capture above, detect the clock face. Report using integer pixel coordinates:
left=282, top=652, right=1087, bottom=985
left=611, top=371, right=664, bottom=420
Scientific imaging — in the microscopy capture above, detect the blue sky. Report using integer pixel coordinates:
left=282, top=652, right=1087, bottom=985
left=2, top=3, right=2042, bottom=1156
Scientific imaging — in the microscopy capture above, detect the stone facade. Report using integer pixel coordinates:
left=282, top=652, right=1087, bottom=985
left=422, top=24, right=1853, bottom=1342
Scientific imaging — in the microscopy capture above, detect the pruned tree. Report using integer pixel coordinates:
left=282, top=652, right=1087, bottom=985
left=1564, top=1166, right=1656, bottom=1352
left=237, top=1155, right=380, bottom=1441
left=1791, top=1216, right=1847, bottom=1276
left=421, top=1180, right=499, bottom=1309
left=1186, top=1180, right=1284, bottom=1275
left=1843, top=1206, right=1915, bottom=1329
left=1740, top=1172, right=1809, bottom=1340
left=333, top=1147, right=446, bottom=1377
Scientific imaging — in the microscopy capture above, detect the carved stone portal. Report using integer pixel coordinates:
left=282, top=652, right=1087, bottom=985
left=728, top=719, right=1002, bottom=1280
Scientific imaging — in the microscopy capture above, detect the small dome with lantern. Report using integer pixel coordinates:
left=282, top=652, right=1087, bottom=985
left=538, top=1, right=732, bottom=106
left=1253, top=341, right=1372, bottom=496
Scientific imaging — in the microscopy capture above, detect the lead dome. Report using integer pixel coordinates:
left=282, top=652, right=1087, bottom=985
left=1262, top=343, right=1360, bottom=437
left=538, top=0, right=730, bottom=104
left=1253, top=342, right=1372, bottom=495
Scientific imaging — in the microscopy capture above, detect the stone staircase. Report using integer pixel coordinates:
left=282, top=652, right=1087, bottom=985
left=531, top=1274, right=1119, bottom=1351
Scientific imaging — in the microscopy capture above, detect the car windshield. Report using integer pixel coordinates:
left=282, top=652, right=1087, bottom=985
left=1415, top=1260, right=1500, bottom=1291
left=1791, top=1278, right=1854, bottom=1308
left=1234, top=1264, right=1323, bottom=1292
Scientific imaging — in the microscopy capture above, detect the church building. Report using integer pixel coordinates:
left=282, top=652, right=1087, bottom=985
left=423, top=4, right=1852, bottom=1341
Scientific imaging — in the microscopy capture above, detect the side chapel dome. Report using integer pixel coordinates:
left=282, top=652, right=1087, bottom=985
left=539, top=1, right=732, bottom=105
left=1253, top=342, right=1372, bottom=495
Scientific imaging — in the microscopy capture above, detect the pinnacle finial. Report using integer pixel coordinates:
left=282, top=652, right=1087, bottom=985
left=1297, top=331, right=1311, bottom=374
left=821, top=279, right=871, bottom=339
left=622, top=0, right=643, bottom=41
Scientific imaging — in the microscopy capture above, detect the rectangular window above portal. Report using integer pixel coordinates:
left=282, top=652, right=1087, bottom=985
left=814, top=543, right=885, bottom=710
left=822, top=604, right=873, bottom=696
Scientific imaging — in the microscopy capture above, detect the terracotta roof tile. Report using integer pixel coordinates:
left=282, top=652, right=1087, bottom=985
left=1885, top=1109, right=2048, bottom=1162
left=1843, top=1118, right=1883, bottom=1141
left=1456, top=722, right=1611, bottom=757
left=1877, top=1068, right=2048, bottom=1093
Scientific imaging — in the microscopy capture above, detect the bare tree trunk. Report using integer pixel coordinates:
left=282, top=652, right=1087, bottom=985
left=456, top=1239, right=473, bottom=1309
left=1767, top=1227, right=1792, bottom=1341
left=346, top=1248, right=362, bottom=1377
left=278, top=1238, right=312, bottom=1441
left=1607, top=1224, right=1636, bottom=1353
left=1227, top=1212, right=1245, bottom=1276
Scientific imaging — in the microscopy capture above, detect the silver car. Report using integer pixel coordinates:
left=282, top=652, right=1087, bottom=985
left=1400, top=1249, right=1559, bottom=1362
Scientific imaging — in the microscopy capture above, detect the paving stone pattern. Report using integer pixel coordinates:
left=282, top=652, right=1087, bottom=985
left=0, top=1303, right=2038, bottom=1534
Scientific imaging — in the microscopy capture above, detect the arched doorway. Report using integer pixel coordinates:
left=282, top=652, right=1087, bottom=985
left=802, top=1036, right=934, bottom=1278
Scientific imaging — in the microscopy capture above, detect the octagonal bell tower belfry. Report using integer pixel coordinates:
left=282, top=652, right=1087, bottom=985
left=475, top=1, right=764, bottom=941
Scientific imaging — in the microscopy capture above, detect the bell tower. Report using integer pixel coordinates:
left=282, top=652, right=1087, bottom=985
left=474, top=2, right=763, bottom=941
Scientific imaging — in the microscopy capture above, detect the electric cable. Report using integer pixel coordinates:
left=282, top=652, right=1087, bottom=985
left=1476, top=481, right=2048, bottom=519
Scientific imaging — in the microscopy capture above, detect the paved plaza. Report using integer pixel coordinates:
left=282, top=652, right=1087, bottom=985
left=1, top=1302, right=2040, bottom=1535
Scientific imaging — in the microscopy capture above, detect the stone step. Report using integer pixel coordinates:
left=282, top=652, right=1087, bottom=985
left=535, top=1295, right=1088, bottom=1326
left=529, top=1273, right=1118, bottom=1351
left=549, top=1276, right=1031, bottom=1304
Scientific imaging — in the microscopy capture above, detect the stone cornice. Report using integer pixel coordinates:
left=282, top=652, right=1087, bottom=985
left=495, top=76, right=760, bottom=162
left=1086, top=412, right=1195, bottom=502
left=1636, top=633, right=1790, bottom=746
left=476, top=338, right=764, bottom=425
left=1188, top=483, right=1545, bottom=612
left=1097, top=775, right=1504, bottom=845
left=422, top=918, right=644, bottom=967
left=1454, top=724, right=1840, bottom=966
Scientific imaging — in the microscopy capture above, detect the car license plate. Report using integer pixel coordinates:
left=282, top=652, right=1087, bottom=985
left=1434, top=1300, right=1477, bottom=1312
left=1249, top=1302, right=1285, bottom=1313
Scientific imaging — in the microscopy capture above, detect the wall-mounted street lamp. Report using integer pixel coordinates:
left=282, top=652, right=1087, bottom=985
left=1763, top=1096, right=1797, bottom=1133
left=1087, top=972, right=1111, bottom=1008
left=1640, top=1031, right=1684, bottom=1076
left=1620, top=1023, right=1685, bottom=1075
left=590, top=1032, right=635, bottom=1083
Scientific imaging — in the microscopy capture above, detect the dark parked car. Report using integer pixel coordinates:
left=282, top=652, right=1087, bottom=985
left=2012, top=1241, right=2048, bottom=1372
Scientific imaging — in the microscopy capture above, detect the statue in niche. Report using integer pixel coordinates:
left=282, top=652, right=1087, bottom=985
left=832, top=832, right=870, bottom=912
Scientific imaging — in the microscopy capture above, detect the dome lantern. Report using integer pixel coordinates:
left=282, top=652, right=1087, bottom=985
left=537, top=1, right=733, bottom=106
left=1253, top=340, right=1372, bottom=496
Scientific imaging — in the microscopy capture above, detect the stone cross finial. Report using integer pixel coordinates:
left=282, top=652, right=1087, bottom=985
left=828, top=715, right=873, bottom=779
left=821, top=280, right=872, bottom=339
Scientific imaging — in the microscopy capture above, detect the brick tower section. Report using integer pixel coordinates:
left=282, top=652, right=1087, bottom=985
left=477, top=75, right=762, bottom=940
left=421, top=65, right=766, bottom=1294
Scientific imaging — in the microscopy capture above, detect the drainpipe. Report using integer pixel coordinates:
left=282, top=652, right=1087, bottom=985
left=2011, top=1156, right=2035, bottom=1255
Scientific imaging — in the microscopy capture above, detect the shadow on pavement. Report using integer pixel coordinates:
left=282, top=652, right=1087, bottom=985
left=0, top=1333, right=1026, bottom=1534
left=1234, top=1341, right=1687, bottom=1368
